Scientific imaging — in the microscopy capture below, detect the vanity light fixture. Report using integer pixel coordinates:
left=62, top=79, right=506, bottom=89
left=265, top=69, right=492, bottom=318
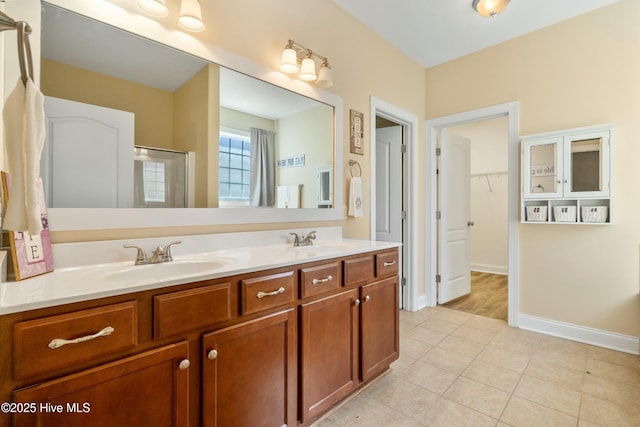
left=178, top=0, right=206, bottom=32
left=472, top=0, right=510, bottom=18
left=137, top=0, right=169, bottom=17
left=279, top=40, right=333, bottom=88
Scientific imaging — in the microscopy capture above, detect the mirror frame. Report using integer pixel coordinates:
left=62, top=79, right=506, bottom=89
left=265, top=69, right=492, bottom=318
left=42, top=0, right=344, bottom=230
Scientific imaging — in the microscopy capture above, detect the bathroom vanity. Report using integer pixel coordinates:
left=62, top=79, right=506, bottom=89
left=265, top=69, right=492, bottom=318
left=0, top=230, right=399, bottom=426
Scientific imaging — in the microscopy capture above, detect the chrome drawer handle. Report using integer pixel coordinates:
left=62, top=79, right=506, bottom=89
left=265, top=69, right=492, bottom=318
left=383, top=260, right=396, bottom=267
left=256, top=287, right=285, bottom=299
left=311, top=275, right=333, bottom=285
left=48, top=326, right=115, bottom=349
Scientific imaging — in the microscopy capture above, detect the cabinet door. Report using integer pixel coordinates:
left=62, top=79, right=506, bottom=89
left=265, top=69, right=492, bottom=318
left=299, top=289, right=359, bottom=424
left=563, top=130, right=610, bottom=198
left=12, top=341, right=190, bottom=427
left=523, top=138, right=563, bottom=199
left=202, top=309, right=296, bottom=427
left=360, top=277, right=399, bottom=382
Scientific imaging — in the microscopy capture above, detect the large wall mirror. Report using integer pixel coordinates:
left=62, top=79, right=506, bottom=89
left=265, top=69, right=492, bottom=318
left=39, top=1, right=343, bottom=230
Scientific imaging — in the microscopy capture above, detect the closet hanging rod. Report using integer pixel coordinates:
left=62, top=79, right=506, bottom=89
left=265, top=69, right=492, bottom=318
left=470, top=171, right=508, bottom=178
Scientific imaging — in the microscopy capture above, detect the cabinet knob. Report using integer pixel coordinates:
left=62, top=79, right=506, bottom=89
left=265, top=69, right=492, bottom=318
left=354, top=299, right=361, bottom=306
left=207, top=349, right=218, bottom=360
left=178, top=359, right=190, bottom=371
left=364, top=295, right=371, bottom=302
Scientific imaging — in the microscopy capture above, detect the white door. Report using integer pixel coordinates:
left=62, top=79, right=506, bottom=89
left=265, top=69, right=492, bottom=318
left=376, top=126, right=403, bottom=242
left=42, top=96, right=135, bottom=208
left=438, top=130, right=472, bottom=304
left=376, top=125, right=403, bottom=307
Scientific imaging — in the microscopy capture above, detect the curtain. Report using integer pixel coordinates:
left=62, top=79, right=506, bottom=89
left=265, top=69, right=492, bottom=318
left=250, top=128, right=276, bottom=207
left=133, top=160, right=146, bottom=207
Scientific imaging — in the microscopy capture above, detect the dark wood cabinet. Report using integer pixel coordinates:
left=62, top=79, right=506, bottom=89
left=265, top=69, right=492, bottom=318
left=360, top=276, right=400, bottom=382
left=12, top=341, right=190, bottom=427
left=202, top=309, right=297, bottom=427
left=299, top=288, right=359, bottom=423
left=1, top=247, right=399, bottom=427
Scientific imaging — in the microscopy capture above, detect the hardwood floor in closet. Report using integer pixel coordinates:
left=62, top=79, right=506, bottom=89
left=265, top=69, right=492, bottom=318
left=441, top=271, right=507, bottom=321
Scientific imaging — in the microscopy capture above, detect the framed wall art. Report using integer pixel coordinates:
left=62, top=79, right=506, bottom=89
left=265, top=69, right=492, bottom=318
left=350, top=109, right=364, bottom=155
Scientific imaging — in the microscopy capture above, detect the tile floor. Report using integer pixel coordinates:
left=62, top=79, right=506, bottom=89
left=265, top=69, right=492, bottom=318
left=312, top=306, right=640, bottom=427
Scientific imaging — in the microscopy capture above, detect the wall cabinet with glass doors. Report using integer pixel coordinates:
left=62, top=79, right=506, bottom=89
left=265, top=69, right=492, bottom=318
left=521, top=124, right=614, bottom=224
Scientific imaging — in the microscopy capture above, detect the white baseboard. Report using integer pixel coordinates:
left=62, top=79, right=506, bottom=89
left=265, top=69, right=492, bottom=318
left=471, top=263, right=508, bottom=275
left=407, top=294, right=428, bottom=312
left=519, top=314, right=639, bottom=355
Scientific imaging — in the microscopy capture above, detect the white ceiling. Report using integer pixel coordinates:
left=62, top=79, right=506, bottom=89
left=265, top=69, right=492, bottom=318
left=40, top=4, right=320, bottom=120
left=333, top=0, right=620, bottom=68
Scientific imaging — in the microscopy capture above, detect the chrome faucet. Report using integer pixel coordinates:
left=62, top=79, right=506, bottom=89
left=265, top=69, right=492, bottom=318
left=290, top=231, right=317, bottom=247
left=124, top=240, right=182, bottom=265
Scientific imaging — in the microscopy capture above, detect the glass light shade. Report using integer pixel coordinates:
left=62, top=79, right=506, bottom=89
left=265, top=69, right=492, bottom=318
left=472, top=0, right=510, bottom=17
left=299, top=57, right=317, bottom=81
left=280, top=47, right=299, bottom=74
left=137, top=0, right=169, bottom=17
left=178, top=0, right=206, bottom=32
left=316, top=63, right=333, bottom=88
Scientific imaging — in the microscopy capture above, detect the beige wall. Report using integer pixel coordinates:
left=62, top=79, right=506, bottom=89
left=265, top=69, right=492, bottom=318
left=278, top=105, right=333, bottom=208
left=426, top=0, right=640, bottom=336
left=203, top=0, right=426, bottom=240
left=41, top=59, right=174, bottom=150
left=173, top=65, right=218, bottom=208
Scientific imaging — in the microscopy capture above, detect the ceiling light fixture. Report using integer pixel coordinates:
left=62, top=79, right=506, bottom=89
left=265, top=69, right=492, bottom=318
left=178, top=0, right=206, bottom=32
left=472, top=0, right=510, bottom=18
left=137, top=0, right=169, bottom=17
left=279, top=39, right=333, bottom=88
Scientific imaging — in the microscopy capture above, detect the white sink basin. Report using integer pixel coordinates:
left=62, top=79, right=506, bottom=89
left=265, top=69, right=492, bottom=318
left=103, top=259, right=230, bottom=283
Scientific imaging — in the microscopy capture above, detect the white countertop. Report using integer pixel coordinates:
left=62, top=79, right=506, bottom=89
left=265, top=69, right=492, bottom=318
left=0, top=227, right=400, bottom=315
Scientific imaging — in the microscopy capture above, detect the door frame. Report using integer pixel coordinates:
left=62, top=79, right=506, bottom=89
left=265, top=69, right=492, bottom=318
left=370, top=97, right=419, bottom=311
left=425, top=101, right=520, bottom=327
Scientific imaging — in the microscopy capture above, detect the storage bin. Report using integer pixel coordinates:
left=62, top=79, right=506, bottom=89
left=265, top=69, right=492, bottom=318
left=553, top=206, right=576, bottom=222
left=526, top=206, right=547, bottom=222
left=581, top=206, right=608, bottom=223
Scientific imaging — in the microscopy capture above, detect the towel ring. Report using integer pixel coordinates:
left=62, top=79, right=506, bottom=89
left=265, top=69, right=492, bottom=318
left=348, top=160, right=361, bottom=177
left=0, top=10, right=34, bottom=85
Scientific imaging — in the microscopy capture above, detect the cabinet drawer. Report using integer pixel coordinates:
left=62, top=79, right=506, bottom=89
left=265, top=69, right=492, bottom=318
left=343, top=255, right=374, bottom=286
left=154, top=282, right=234, bottom=338
left=300, top=262, right=341, bottom=299
left=242, top=271, right=295, bottom=315
left=13, top=301, right=138, bottom=380
left=376, top=251, right=399, bottom=278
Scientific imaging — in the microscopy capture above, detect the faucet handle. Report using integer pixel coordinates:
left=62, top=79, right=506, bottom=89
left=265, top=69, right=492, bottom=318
left=306, top=231, right=317, bottom=239
left=163, top=240, right=182, bottom=261
left=123, top=244, right=147, bottom=265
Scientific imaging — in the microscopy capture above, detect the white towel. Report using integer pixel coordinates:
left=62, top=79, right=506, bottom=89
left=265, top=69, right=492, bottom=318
left=276, top=185, right=301, bottom=208
left=3, top=79, right=46, bottom=234
left=348, top=176, right=363, bottom=217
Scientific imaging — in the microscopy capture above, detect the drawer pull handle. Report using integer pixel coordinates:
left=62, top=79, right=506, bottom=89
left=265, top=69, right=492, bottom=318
left=48, top=326, right=115, bottom=349
left=256, top=287, right=285, bottom=299
left=178, top=359, right=190, bottom=371
left=383, top=260, right=396, bottom=267
left=311, top=275, right=333, bottom=285
left=208, top=349, right=218, bottom=360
